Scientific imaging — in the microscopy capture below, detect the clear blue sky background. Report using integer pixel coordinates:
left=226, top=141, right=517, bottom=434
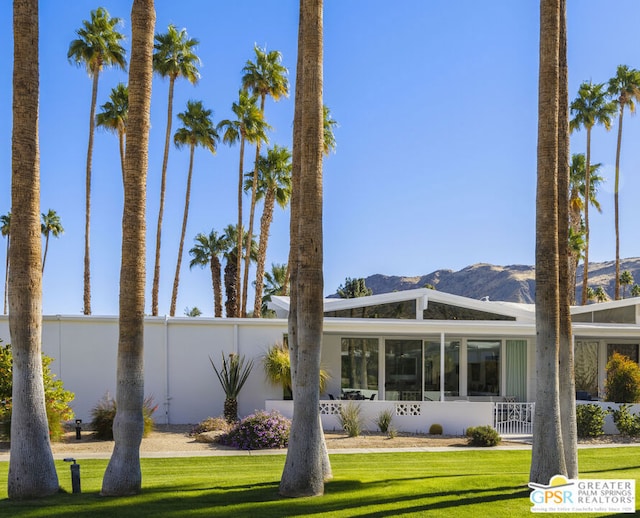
left=1, top=1, right=639, bottom=316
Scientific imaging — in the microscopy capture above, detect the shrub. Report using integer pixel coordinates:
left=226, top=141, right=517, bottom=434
left=466, top=425, right=501, bottom=447
left=576, top=404, right=606, bottom=438
left=338, top=401, right=364, bottom=438
left=219, top=410, right=290, bottom=450
left=189, top=416, right=233, bottom=436
left=604, top=352, right=640, bottom=403
left=375, top=409, right=393, bottom=433
left=0, top=341, right=74, bottom=441
left=609, top=404, right=640, bottom=437
left=429, top=423, right=443, bottom=435
left=90, top=392, right=157, bottom=440
left=210, top=353, right=254, bottom=423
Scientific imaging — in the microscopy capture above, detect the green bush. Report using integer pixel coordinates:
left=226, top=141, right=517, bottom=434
left=604, top=352, right=640, bottom=403
left=338, top=401, right=364, bottom=438
left=90, top=392, right=157, bottom=440
left=576, top=404, right=605, bottom=438
left=375, top=409, right=393, bottom=433
left=0, top=342, right=74, bottom=441
left=609, top=404, right=640, bottom=437
left=429, top=423, right=443, bottom=435
left=219, top=410, right=290, bottom=450
left=466, top=425, right=501, bottom=447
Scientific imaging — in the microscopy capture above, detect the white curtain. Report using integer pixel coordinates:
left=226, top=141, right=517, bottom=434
left=506, top=340, right=527, bottom=401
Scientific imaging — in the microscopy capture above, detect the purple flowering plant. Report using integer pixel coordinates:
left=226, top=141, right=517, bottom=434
left=220, top=410, right=291, bottom=450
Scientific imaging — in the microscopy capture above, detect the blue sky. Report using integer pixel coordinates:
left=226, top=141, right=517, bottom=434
left=1, top=1, right=639, bottom=316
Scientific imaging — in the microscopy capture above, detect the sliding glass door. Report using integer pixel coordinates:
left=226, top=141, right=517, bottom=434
left=385, top=339, right=422, bottom=400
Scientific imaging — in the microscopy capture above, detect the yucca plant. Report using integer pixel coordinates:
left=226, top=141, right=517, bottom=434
left=262, top=342, right=329, bottom=399
left=210, top=353, right=254, bottom=423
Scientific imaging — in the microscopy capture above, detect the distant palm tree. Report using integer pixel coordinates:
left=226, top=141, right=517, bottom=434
left=619, top=270, right=634, bottom=299
left=246, top=145, right=292, bottom=317
left=217, top=90, right=269, bottom=315
left=323, top=105, right=338, bottom=155
left=222, top=224, right=258, bottom=318
left=262, top=263, right=288, bottom=315
left=608, top=65, right=640, bottom=299
left=96, top=83, right=128, bottom=184
left=151, top=24, right=200, bottom=317
left=631, top=284, right=640, bottom=298
left=68, top=7, right=126, bottom=315
left=40, top=209, right=64, bottom=273
left=1, top=212, right=10, bottom=315
left=189, top=230, right=229, bottom=317
left=169, top=101, right=219, bottom=317
left=585, top=286, right=596, bottom=303
left=184, top=307, right=202, bottom=317
left=240, top=45, right=289, bottom=317
left=570, top=81, right=617, bottom=305
left=594, top=286, right=608, bottom=302
left=568, top=153, right=603, bottom=303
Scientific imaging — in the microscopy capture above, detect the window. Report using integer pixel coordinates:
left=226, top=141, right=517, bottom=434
left=467, top=340, right=500, bottom=396
left=575, top=341, right=599, bottom=398
left=341, top=338, right=379, bottom=396
left=385, top=339, right=422, bottom=400
left=423, top=340, right=459, bottom=399
left=607, top=344, right=639, bottom=364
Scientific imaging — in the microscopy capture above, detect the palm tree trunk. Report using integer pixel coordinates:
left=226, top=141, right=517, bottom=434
left=4, top=238, right=9, bottom=315
left=118, top=127, right=126, bottom=185
left=41, top=235, right=50, bottom=273
left=170, top=145, right=195, bottom=317
left=556, top=0, right=577, bottom=478
left=211, top=257, right=223, bottom=317
left=235, top=137, right=246, bottom=317
left=151, top=76, right=176, bottom=316
left=580, top=128, right=592, bottom=305
left=280, top=0, right=329, bottom=497
left=614, top=105, right=624, bottom=300
left=530, top=0, right=567, bottom=485
left=83, top=69, right=100, bottom=315
left=101, top=0, right=154, bottom=496
left=242, top=95, right=267, bottom=317
left=253, top=189, right=276, bottom=317
left=8, top=0, right=59, bottom=498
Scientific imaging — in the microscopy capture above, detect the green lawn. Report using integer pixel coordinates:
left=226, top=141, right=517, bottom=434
left=0, top=448, right=638, bottom=517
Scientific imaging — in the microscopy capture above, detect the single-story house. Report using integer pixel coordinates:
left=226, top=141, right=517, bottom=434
left=0, top=288, right=637, bottom=436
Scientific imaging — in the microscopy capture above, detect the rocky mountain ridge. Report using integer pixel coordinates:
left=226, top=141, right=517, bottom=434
left=345, top=258, right=640, bottom=304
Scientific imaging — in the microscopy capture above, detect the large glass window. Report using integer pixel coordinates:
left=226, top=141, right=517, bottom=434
left=385, top=339, right=422, bottom=400
left=341, top=338, right=379, bottom=398
left=467, top=340, right=500, bottom=396
left=607, top=344, right=639, bottom=364
left=575, top=341, right=599, bottom=399
left=423, top=340, right=459, bottom=399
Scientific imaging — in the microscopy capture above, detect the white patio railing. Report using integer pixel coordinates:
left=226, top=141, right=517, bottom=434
left=493, top=402, right=535, bottom=435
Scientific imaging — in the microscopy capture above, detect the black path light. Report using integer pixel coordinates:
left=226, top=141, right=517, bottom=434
left=63, top=458, right=81, bottom=494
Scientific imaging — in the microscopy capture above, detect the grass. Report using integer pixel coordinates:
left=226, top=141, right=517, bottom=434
left=0, top=448, right=638, bottom=517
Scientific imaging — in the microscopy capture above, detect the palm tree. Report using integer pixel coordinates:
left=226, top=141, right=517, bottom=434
left=619, top=270, right=634, bottom=299
left=594, top=286, right=608, bottom=302
left=189, top=230, right=229, bottom=317
left=217, top=90, right=269, bottom=316
left=169, top=101, right=219, bottom=317
left=101, top=0, right=154, bottom=497
left=568, top=153, right=603, bottom=303
left=1, top=212, right=10, bottom=315
left=248, top=145, right=292, bottom=317
left=240, top=45, right=289, bottom=317
left=151, top=24, right=200, bottom=317
left=96, top=83, right=128, bottom=184
left=262, top=263, right=288, bottom=316
left=631, top=284, right=640, bottom=298
left=221, top=224, right=258, bottom=318
left=585, top=286, right=596, bottom=302
left=184, top=306, right=201, bottom=317
left=40, top=209, right=64, bottom=273
left=608, top=65, right=640, bottom=299
left=530, top=0, right=567, bottom=486
left=68, top=7, right=126, bottom=315
left=8, top=0, right=59, bottom=498
left=570, top=81, right=616, bottom=305
left=323, top=105, right=338, bottom=155
left=280, top=0, right=328, bottom=497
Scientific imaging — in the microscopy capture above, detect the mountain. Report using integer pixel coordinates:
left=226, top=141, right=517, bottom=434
left=337, top=258, right=640, bottom=304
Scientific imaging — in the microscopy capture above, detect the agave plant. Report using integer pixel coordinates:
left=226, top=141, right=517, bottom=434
left=262, top=342, right=329, bottom=399
left=210, top=352, right=254, bottom=423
